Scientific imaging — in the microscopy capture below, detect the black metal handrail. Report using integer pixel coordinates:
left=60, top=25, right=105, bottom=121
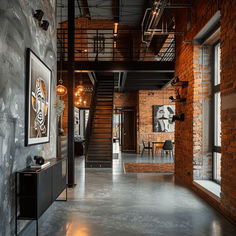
left=57, top=28, right=175, bottom=62
left=84, top=81, right=97, bottom=160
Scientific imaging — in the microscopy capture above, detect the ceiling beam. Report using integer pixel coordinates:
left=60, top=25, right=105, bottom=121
left=126, top=77, right=172, bottom=81
left=125, top=82, right=167, bottom=85
left=124, top=86, right=162, bottom=91
left=58, top=61, right=175, bottom=72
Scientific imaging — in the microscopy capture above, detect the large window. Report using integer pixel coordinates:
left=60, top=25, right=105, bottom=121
left=213, top=42, right=221, bottom=183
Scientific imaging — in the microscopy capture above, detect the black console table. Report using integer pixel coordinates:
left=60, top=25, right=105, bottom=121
left=15, top=157, right=67, bottom=236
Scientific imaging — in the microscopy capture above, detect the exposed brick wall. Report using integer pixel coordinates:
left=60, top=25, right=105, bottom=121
left=175, top=0, right=236, bottom=221
left=220, top=0, right=236, bottom=221
left=137, top=88, right=175, bottom=153
left=114, top=89, right=175, bottom=154
left=114, top=91, right=137, bottom=108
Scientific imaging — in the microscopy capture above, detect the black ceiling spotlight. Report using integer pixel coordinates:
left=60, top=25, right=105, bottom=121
left=171, top=76, right=188, bottom=88
left=172, top=113, right=185, bottom=122
left=169, top=89, right=186, bottom=104
left=41, top=20, right=49, bottom=31
left=33, top=10, right=44, bottom=21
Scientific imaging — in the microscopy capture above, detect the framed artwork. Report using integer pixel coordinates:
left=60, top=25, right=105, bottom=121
left=153, top=105, right=175, bottom=132
left=26, top=49, right=51, bottom=145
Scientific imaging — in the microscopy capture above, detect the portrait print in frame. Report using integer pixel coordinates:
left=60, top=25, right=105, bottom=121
left=153, top=105, right=175, bottom=132
left=26, top=49, right=51, bottom=145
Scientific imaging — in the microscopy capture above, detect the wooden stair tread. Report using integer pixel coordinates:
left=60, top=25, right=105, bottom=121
left=85, top=77, right=114, bottom=167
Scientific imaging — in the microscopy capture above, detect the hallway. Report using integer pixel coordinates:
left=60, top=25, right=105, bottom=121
left=23, top=154, right=236, bottom=236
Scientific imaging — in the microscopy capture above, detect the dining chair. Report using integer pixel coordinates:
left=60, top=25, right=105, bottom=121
left=141, top=139, right=152, bottom=156
left=161, top=140, right=173, bottom=158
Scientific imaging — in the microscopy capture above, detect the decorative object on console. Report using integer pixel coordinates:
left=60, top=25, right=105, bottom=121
left=34, top=156, right=45, bottom=165
left=26, top=49, right=51, bottom=145
left=31, top=161, right=50, bottom=169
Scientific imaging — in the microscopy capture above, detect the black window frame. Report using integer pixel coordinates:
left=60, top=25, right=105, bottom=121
left=212, top=40, right=221, bottom=184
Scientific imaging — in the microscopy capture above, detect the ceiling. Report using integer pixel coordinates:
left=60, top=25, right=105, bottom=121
left=56, top=0, right=178, bottom=91
left=56, top=0, right=151, bottom=26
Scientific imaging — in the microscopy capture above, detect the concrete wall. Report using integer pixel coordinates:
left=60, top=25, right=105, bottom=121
left=0, top=0, right=57, bottom=234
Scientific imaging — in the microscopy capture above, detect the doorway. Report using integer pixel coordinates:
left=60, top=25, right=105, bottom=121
left=121, top=108, right=136, bottom=152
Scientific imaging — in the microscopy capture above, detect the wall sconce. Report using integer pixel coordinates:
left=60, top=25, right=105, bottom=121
left=171, top=76, right=188, bottom=88
left=33, top=10, right=49, bottom=31
left=41, top=20, right=49, bottom=31
left=33, top=10, right=44, bottom=21
left=172, top=113, right=185, bottom=122
left=169, top=89, right=186, bottom=104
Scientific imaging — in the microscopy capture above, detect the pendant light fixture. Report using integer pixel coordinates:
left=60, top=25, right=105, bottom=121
left=75, top=80, right=85, bottom=98
left=56, top=0, right=67, bottom=96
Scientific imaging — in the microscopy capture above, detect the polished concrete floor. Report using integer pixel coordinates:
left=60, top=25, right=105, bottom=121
left=22, top=153, right=236, bottom=236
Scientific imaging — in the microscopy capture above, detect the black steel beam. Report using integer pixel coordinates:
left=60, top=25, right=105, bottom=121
left=126, top=78, right=171, bottom=81
left=58, top=61, right=175, bottom=72
left=124, top=86, right=162, bottom=91
left=67, top=0, right=75, bottom=188
left=125, top=82, right=167, bottom=86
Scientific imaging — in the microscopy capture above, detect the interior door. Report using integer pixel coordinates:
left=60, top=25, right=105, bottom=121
left=121, top=110, right=136, bottom=152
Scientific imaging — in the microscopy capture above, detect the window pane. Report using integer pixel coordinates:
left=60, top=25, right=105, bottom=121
left=214, top=92, right=221, bottom=146
left=214, top=43, right=221, bottom=86
left=213, top=152, right=221, bottom=182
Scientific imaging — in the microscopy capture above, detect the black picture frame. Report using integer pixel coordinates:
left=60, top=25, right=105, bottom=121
left=25, top=48, right=51, bottom=146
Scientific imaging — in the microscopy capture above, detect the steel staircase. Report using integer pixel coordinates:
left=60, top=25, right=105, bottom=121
left=85, top=77, right=114, bottom=168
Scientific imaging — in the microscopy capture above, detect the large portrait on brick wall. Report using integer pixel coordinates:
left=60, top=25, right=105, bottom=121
left=153, top=105, right=175, bottom=132
left=26, top=49, right=51, bottom=145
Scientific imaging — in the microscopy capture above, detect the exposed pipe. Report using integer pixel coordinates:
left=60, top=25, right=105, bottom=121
left=141, top=0, right=168, bottom=48
left=141, top=0, right=192, bottom=48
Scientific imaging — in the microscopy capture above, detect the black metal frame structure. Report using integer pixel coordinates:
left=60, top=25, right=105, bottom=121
left=212, top=40, right=221, bottom=184
left=57, top=28, right=175, bottom=62
left=67, top=0, right=75, bottom=187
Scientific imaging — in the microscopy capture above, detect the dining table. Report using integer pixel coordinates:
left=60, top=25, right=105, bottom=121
left=151, top=141, right=174, bottom=158
left=151, top=141, right=164, bottom=158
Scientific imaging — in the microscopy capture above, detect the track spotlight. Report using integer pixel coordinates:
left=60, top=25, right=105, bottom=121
left=169, top=89, right=186, bottom=104
left=171, top=76, right=188, bottom=88
left=33, top=10, right=44, bottom=21
left=172, top=113, right=185, bottom=122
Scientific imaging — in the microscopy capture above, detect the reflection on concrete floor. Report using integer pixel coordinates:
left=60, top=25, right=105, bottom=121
left=23, top=153, right=236, bottom=236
